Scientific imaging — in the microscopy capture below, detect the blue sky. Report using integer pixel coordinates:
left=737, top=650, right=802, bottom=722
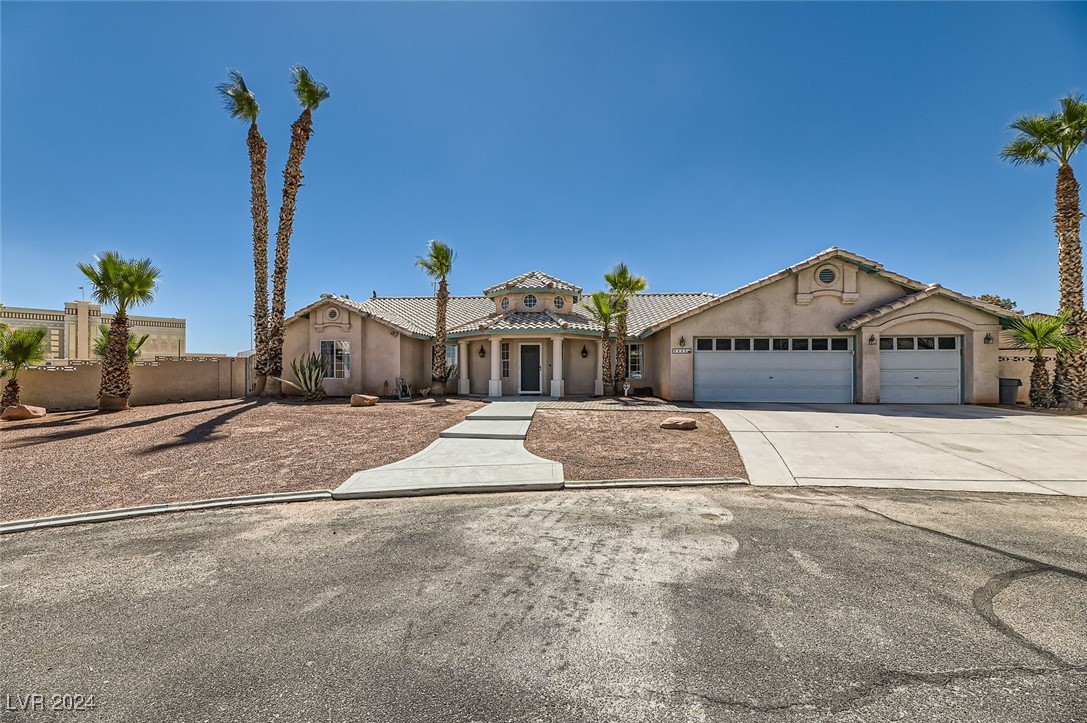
left=2, top=2, right=1085, bottom=354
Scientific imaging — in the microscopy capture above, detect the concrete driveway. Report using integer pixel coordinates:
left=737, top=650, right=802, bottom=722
left=703, top=404, right=1087, bottom=496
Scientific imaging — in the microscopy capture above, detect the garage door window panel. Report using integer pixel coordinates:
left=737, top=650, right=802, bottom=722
left=715, top=338, right=732, bottom=351
left=696, top=338, right=713, bottom=351
left=938, top=337, right=957, bottom=350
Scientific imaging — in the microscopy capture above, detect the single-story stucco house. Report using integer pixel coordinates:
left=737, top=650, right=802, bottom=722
left=284, top=247, right=1017, bottom=404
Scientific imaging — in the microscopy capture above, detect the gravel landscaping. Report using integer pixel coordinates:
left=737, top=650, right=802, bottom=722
left=1, top=396, right=484, bottom=522
left=524, top=409, right=746, bottom=481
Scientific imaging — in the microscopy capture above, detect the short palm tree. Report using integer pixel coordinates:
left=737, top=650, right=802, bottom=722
left=218, top=69, right=271, bottom=395
left=580, top=291, right=624, bottom=396
left=77, top=252, right=160, bottom=411
left=1001, top=96, right=1087, bottom=406
left=93, top=325, right=149, bottom=365
left=0, top=327, right=47, bottom=408
left=1007, top=314, right=1084, bottom=408
left=604, top=263, right=648, bottom=394
left=416, top=240, right=456, bottom=395
left=266, top=66, right=330, bottom=397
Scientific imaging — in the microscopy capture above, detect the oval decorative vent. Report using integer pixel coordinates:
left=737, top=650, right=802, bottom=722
left=327, top=308, right=339, bottom=320
left=818, top=267, right=837, bottom=285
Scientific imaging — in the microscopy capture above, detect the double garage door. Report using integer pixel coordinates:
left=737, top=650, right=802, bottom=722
left=693, top=335, right=962, bottom=404
left=694, top=337, right=854, bottom=403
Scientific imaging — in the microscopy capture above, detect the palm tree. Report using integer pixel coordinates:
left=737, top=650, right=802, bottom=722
left=77, top=252, right=160, bottom=411
left=416, top=240, right=456, bottom=395
left=604, top=263, right=648, bottom=394
left=0, top=327, right=46, bottom=408
left=218, top=70, right=271, bottom=395
left=1001, top=96, right=1087, bottom=407
left=93, top=325, right=149, bottom=365
left=265, top=65, right=330, bottom=396
left=580, top=291, right=624, bottom=396
left=1007, top=314, right=1084, bottom=408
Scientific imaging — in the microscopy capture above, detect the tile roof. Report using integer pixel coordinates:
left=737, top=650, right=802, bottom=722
left=449, top=310, right=600, bottom=336
left=291, top=294, right=494, bottom=337
left=837, top=285, right=1018, bottom=330
left=625, top=293, right=720, bottom=338
left=483, top=271, right=582, bottom=297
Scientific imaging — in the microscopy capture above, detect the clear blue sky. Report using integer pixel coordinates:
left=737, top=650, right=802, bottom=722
left=2, top=2, right=1085, bottom=353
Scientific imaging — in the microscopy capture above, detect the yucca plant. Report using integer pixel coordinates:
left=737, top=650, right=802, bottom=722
left=93, top=325, right=149, bottom=365
left=1, top=327, right=47, bottom=408
left=277, top=352, right=329, bottom=401
left=1007, top=314, right=1085, bottom=408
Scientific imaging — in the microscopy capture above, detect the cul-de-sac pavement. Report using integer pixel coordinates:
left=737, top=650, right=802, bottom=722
left=4, top=485, right=1085, bottom=723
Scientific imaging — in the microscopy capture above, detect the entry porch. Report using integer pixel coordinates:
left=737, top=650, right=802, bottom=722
left=453, top=335, right=605, bottom=398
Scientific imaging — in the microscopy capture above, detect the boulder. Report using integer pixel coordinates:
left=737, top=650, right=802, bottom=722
left=1, top=405, right=47, bottom=421
left=350, top=394, right=379, bottom=407
left=660, top=416, right=697, bottom=430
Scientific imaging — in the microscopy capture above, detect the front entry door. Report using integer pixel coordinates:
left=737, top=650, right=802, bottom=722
left=520, top=344, right=542, bottom=394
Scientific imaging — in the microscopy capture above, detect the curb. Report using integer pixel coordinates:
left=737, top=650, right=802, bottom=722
left=0, top=490, right=333, bottom=535
left=565, top=477, right=748, bottom=489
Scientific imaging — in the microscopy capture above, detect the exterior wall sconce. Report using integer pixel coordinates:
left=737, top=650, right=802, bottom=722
left=868, top=335, right=877, bottom=346
left=984, top=333, right=994, bottom=344
left=580, top=345, right=589, bottom=358
left=478, top=345, right=486, bottom=358
left=679, top=336, right=686, bottom=347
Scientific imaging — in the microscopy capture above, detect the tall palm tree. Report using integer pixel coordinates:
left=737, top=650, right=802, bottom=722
left=93, top=325, right=149, bottom=365
left=218, top=70, right=271, bottom=395
left=265, top=65, right=330, bottom=396
left=0, top=327, right=47, bottom=408
left=580, top=291, right=624, bottom=396
left=1007, top=314, right=1084, bottom=408
left=604, top=263, right=648, bottom=394
left=416, top=240, right=456, bottom=395
left=1001, top=96, right=1087, bottom=407
left=77, top=252, right=160, bottom=412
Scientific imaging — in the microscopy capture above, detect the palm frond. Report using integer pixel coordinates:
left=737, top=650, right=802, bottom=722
left=217, top=69, right=260, bottom=123
left=291, top=65, right=330, bottom=111
left=1008, top=313, right=1084, bottom=354
left=0, top=327, right=47, bottom=377
left=416, top=239, right=456, bottom=280
left=579, top=290, right=625, bottom=328
left=77, top=252, right=160, bottom=315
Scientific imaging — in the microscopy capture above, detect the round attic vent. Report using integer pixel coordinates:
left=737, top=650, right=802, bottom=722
left=817, top=267, right=837, bottom=285
left=327, top=308, right=339, bottom=320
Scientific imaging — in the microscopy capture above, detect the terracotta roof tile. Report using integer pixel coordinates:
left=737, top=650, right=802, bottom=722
left=483, top=271, right=582, bottom=296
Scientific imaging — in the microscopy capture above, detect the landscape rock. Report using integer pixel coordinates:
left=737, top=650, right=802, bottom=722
left=1, top=405, right=47, bottom=421
left=660, top=416, right=697, bottom=430
left=350, top=394, right=379, bottom=407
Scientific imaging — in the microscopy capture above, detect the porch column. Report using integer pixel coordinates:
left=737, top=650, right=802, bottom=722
left=594, top=340, right=604, bottom=396
left=458, top=340, right=470, bottom=395
left=488, top=337, right=503, bottom=397
left=550, top=336, right=564, bottom=398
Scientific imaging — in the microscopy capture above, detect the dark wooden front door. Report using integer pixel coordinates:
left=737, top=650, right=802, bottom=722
left=520, top=344, right=541, bottom=393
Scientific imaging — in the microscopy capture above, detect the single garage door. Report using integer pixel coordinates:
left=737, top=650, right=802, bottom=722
left=694, top=337, right=854, bottom=403
left=879, top=336, right=961, bottom=404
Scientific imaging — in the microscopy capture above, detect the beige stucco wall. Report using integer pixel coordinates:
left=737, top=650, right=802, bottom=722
left=563, top=339, right=597, bottom=395
left=16, top=358, right=244, bottom=411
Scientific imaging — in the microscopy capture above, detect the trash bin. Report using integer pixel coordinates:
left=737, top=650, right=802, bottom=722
left=999, top=378, right=1022, bottom=405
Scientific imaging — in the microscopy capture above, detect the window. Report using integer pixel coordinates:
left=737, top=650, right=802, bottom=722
left=896, top=337, right=915, bottom=350
left=752, top=338, right=768, bottom=351
left=501, top=342, right=510, bottom=377
left=627, top=343, right=644, bottom=379
left=320, top=340, right=350, bottom=379
left=696, top=338, right=713, bottom=351
left=523, top=294, right=538, bottom=309
left=554, top=296, right=565, bottom=310
left=917, top=337, right=935, bottom=350
left=817, top=266, right=837, bottom=285
left=938, top=337, right=957, bottom=350
left=830, top=338, right=849, bottom=351
left=811, top=338, right=829, bottom=351
left=791, top=338, right=809, bottom=351
left=501, top=297, right=510, bottom=311
left=433, top=344, right=458, bottom=371
left=715, top=338, right=732, bottom=351
left=880, top=338, right=893, bottom=350
left=773, top=339, right=790, bottom=351
left=736, top=338, right=753, bottom=351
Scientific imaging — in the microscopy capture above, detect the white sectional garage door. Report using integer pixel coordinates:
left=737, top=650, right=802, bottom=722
left=879, top=336, right=961, bottom=404
left=694, top=337, right=854, bottom=403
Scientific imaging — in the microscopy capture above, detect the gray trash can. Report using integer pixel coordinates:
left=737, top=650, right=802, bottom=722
left=999, top=378, right=1022, bottom=405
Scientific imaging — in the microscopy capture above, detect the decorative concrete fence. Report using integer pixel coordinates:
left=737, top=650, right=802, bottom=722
left=16, top=357, right=249, bottom=411
left=998, top=349, right=1056, bottom=405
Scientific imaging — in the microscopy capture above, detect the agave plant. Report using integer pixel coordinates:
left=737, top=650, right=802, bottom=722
left=277, top=352, right=329, bottom=401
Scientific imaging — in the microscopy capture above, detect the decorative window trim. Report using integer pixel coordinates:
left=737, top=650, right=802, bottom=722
left=501, top=297, right=510, bottom=311
left=523, top=294, right=538, bottom=309
left=554, top=296, right=565, bottom=310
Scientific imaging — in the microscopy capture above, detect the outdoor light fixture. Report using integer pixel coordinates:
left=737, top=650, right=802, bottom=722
left=581, top=345, right=589, bottom=358
left=984, top=333, right=994, bottom=344
left=679, top=336, right=686, bottom=347
left=868, top=335, right=877, bottom=346
left=479, top=345, right=486, bottom=358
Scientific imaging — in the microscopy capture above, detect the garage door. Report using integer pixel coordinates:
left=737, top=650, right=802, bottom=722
left=694, top=337, right=854, bottom=403
left=879, top=336, right=961, bottom=404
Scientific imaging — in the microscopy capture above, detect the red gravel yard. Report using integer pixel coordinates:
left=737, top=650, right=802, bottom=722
left=1, top=397, right=484, bottom=522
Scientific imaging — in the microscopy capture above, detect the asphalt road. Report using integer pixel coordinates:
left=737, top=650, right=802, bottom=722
left=3, top=487, right=1086, bottom=723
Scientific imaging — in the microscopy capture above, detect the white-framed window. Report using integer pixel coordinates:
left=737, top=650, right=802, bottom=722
left=695, top=337, right=851, bottom=352
left=432, top=344, right=458, bottom=370
left=880, top=336, right=958, bottom=351
left=627, top=343, right=644, bottom=379
left=523, top=294, right=538, bottom=309
left=501, top=296, right=510, bottom=310
left=320, top=339, right=350, bottom=379
left=501, top=342, right=510, bottom=377
left=554, top=296, right=565, bottom=310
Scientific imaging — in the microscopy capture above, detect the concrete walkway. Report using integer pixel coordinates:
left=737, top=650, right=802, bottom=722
left=703, top=403, right=1087, bottom=496
left=333, top=401, right=563, bottom=499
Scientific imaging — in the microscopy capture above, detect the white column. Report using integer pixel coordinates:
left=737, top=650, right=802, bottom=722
left=550, top=336, right=564, bottom=398
left=488, top=337, right=503, bottom=397
left=594, top=339, right=604, bottom=396
left=458, top=340, right=470, bottom=395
